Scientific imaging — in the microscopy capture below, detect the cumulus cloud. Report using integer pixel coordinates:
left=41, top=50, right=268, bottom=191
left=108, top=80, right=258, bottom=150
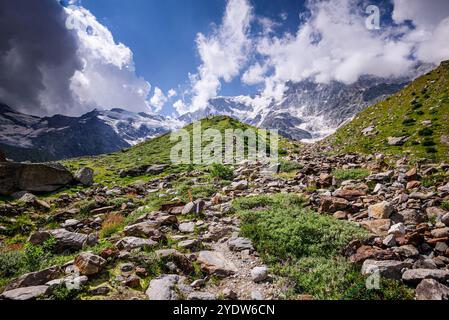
left=149, top=87, right=167, bottom=112
left=188, top=0, right=253, bottom=114
left=0, top=0, right=152, bottom=116
left=173, top=99, right=189, bottom=115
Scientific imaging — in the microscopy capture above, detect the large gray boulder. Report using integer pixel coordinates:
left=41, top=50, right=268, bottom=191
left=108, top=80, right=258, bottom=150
left=74, top=167, right=94, bottom=186
left=0, top=286, right=49, bottom=300
left=0, top=162, right=73, bottom=195
left=145, top=275, right=181, bottom=300
left=5, top=266, right=61, bottom=291
left=28, top=229, right=94, bottom=253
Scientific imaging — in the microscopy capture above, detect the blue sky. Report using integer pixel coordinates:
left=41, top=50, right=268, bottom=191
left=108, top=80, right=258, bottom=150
left=79, top=0, right=307, bottom=113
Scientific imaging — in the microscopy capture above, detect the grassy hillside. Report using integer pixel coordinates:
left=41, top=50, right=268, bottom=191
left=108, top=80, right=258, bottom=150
left=63, top=116, right=298, bottom=186
left=326, top=61, right=449, bottom=162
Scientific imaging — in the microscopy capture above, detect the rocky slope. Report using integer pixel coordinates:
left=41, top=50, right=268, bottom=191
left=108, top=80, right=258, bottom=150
left=0, top=105, right=182, bottom=162
left=0, top=116, right=448, bottom=301
left=327, top=60, right=449, bottom=161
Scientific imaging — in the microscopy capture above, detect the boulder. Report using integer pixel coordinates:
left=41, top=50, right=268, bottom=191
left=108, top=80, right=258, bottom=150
left=319, top=196, right=349, bottom=213
left=74, top=252, right=106, bottom=276
left=181, top=200, right=206, bottom=215
left=74, top=167, right=94, bottom=186
left=230, top=180, right=248, bottom=191
left=178, top=222, right=195, bottom=233
left=368, top=201, right=394, bottom=219
left=28, top=229, right=92, bottom=253
left=431, top=227, right=449, bottom=238
left=146, top=275, right=182, bottom=300
left=228, top=237, right=254, bottom=252
left=361, top=260, right=410, bottom=280
left=387, top=136, right=408, bottom=146
left=0, top=285, right=49, bottom=300
left=5, top=266, right=61, bottom=291
left=146, top=164, right=169, bottom=175
left=415, top=279, right=449, bottom=300
left=197, top=251, right=238, bottom=277
left=116, top=237, right=157, bottom=250
left=0, top=162, right=73, bottom=195
left=155, top=249, right=194, bottom=274
left=187, top=292, right=216, bottom=300
left=360, top=219, right=391, bottom=236
left=124, top=221, right=163, bottom=240
left=251, top=266, right=269, bottom=283
left=402, top=269, right=449, bottom=285
left=332, top=189, right=365, bottom=200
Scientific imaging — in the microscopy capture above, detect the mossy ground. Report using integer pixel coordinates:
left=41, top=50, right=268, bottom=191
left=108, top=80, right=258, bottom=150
left=233, top=193, right=414, bottom=300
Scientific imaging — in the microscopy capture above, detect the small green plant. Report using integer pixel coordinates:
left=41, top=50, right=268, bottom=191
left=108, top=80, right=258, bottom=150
left=0, top=250, right=25, bottom=279
left=100, top=214, right=125, bottom=238
left=418, top=128, right=434, bottom=136
left=332, top=168, right=371, bottom=180
left=441, top=201, right=449, bottom=211
left=280, top=160, right=303, bottom=173
left=209, top=163, right=234, bottom=180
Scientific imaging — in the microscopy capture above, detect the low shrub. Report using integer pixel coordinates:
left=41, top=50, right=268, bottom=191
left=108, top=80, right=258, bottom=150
left=100, top=214, right=125, bottom=238
left=209, top=163, right=234, bottom=180
left=332, top=168, right=371, bottom=180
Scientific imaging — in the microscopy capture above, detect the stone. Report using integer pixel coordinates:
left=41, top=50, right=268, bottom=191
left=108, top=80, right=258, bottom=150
left=181, top=200, right=206, bottom=215
left=333, top=211, right=348, bottom=220
left=197, top=251, right=238, bottom=277
left=405, top=167, right=419, bottom=181
left=360, top=219, right=391, bottom=236
left=228, top=237, right=254, bottom=252
left=177, top=239, right=199, bottom=250
left=61, top=219, right=81, bottom=229
left=179, top=222, right=195, bottom=233
left=251, top=266, right=269, bottom=283
left=251, top=290, right=264, bottom=300
left=397, top=209, right=426, bottom=225
left=230, top=180, right=248, bottom=190
left=442, top=213, right=449, bottom=226
left=124, top=221, right=163, bottom=240
left=29, top=229, right=90, bottom=253
left=156, top=249, right=194, bottom=274
left=74, top=252, right=106, bottom=276
left=146, top=164, right=169, bottom=175
left=361, top=260, right=410, bottom=280
left=426, top=207, right=447, bottom=220
left=368, top=201, right=394, bottom=219
left=387, top=136, right=408, bottom=146
left=116, top=237, right=157, bottom=250
left=388, top=223, right=406, bottom=236
left=415, top=279, right=449, bottom=300
left=187, top=292, right=216, bottom=300
left=367, top=171, right=394, bottom=182
left=146, top=275, right=181, bottom=300
left=402, top=269, right=449, bottom=285
left=74, top=167, right=94, bottom=186
left=431, top=227, right=449, bottom=238
left=0, top=285, right=49, bottom=300
left=434, top=242, right=448, bottom=253
left=221, top=288, right=238, bottom=300
left=394, top=245, right=419, bottom=258
left=0, top=162, right=73, bottom=195
left=319, top=196, right=349, bottom=213
left=332, top=189, right=365, bottom=200
left=5, top=266, right=61, bottom=291
left=382, top=234, right=397, bottom=247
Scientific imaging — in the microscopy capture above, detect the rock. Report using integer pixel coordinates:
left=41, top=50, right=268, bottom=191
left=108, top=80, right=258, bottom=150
left=5, top=266, right=61, bottom=291
left=29, top=229, right=91, bottom=253
left=319, top=196, right=349, bottom=213
left=349, top=245, right=396, bottom=264
left=426, top=207, right=447, bottom=220
left=435, top=242, right=448, bottom=253
left=431, top=227, right=449, bottom=238
left=179, top=222, right=195, bottom=233
left=182, top=200, right=205, bottom=215
left=438, top=183, right=449, bottom=193
left=187, top=292, right=216, bottom=300
left=0, top=162, right=74, bottom=196
left=388, top=223, right=406, bottom=236
left=228, top=237, right=254, bottom=252
left=361, top=260, right=410, bottom=280
left=74, top=252, right=106, bottom=276
left=360, top=219, right=391, bottom=236
left=124, top=221, right=163, bottom=240
left=17, top=192, right=36, bottom=203
left=89, top=285, right=111, bottom=296
left=382, top=234, right=397, bottom=247
left=415, top=279, right=449, bottom=300
left=251, top=290, right=264, bottom=300
left=197, top=251, right=238, bottom=277
left=402, top=269, right=449, bottom=285
left=396, top=209, right=426, bottom=225
left=251, top=266, right=269, bottom=283
left=368, top=201, right=394, bottom=219
left=387, top=136, right=408, bottom=146
left=442, top=213, right=449, bottom=226
left=405, top=167, right=419, bottom=181
left=333, top=211, right=348, bottom=220
left=177, top=239, right=199, bottom=250
left=74, top=167, right=94, bottom=186
left=367, top=171, right=394, bottom=182
left=221, top=288, right=238, bottom=300
left=146, top=275, right=181, bottom=300
left=156, top=249, right=194, bottom=274
left=0, top=285, right=49, bottom=300
left=116, top=237, right=157, bottom=250
left=61, top=219, right=81, bottom=229
left=332, top=189, right=365, bottom=200
left=230, top=180, right=248, bottom=190
left=394, top=245, right=419, bottom=258
left=146, top=164, right=169, bottom=175
left=362, top=126, right=376, bottom=136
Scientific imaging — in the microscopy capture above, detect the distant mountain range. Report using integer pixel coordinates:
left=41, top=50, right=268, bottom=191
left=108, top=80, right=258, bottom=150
left=0, top=105, right=181, bottom=162
left=0, top=64, right=434, bottom=162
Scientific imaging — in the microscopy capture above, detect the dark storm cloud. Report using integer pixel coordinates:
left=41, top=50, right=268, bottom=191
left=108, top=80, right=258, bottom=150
left=0, top=0, right=82, bottom=115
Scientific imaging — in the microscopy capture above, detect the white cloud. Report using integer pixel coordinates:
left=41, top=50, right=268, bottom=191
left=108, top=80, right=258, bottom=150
left=149, top=87, right=168, bottom=112
left=242, top=63, right=268, bottom=85
left=189, top=0, right=253, bottom=113
left=65, top=6, right=152, bottom=115
left=173, top=99, right=188, bottom=115
left=167, top=89, right=177, bottom=98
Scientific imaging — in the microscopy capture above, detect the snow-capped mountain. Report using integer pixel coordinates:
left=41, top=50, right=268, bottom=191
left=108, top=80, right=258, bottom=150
left=179, top=76, right=410, bottom=141
left=0, top=104, right=182, bottom=162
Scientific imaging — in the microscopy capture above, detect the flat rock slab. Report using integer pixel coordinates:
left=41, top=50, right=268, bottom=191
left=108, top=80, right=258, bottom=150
left=146, top=275, right=181, bottom=300
left=116, top=237, right=157, bottom=250
left=197, top=251, right=238, bottom=278
left=402, top=269, right=449, bottom=285
left=0, top=285, right=49, bottom=300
